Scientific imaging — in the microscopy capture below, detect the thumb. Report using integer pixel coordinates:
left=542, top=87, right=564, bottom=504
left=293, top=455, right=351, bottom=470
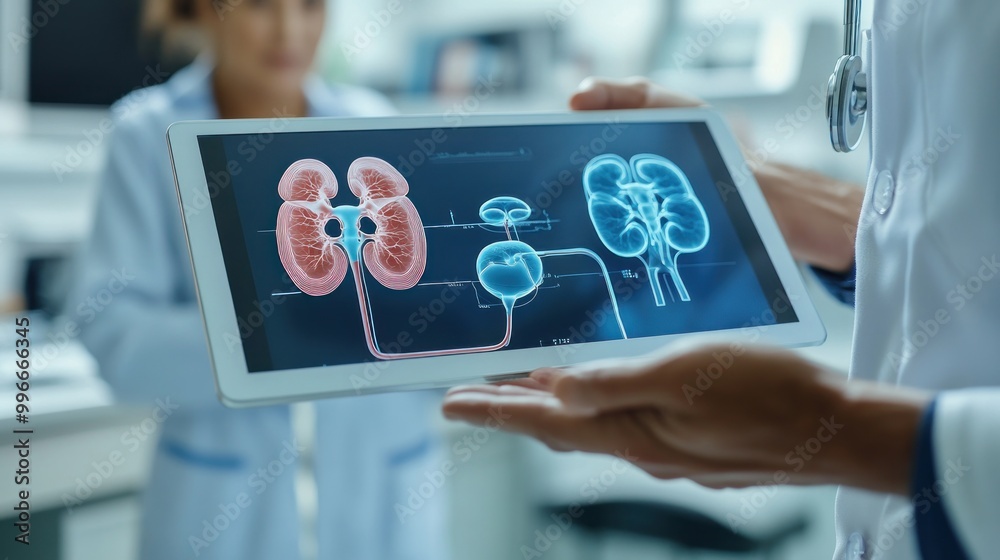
left=552, top=359, right=662, bottom=414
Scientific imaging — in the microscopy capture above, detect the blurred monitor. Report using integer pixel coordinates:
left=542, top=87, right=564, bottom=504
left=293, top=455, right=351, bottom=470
left=4, top=0, right=188, bottom=106
left=28, top=0, right=159, bottom=105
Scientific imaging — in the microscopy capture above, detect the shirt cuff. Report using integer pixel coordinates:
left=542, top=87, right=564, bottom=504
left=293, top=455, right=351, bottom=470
left=810, top=263, right=856, bottom=306
left=912, top=397, right=970, bottom=560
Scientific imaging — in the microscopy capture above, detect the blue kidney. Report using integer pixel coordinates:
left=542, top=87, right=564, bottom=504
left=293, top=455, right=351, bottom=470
left=583, top=153, right=709, bottom=257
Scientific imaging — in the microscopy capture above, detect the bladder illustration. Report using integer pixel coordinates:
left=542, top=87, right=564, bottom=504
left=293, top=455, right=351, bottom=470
left=583, top=153, right=710, bottom=305
left=475, top=197, right=628, bottom=342
left=479, top=196, right=531, bottom=240
left=276, top=160, right=630, bottom=361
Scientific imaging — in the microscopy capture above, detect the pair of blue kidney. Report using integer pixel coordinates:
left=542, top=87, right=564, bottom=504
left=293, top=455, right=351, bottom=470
left=583, top=154, right=710, bottom=304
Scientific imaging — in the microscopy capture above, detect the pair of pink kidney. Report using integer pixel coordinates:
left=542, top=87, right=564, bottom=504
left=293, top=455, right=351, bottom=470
left=275, top=157, right=426, bottom=296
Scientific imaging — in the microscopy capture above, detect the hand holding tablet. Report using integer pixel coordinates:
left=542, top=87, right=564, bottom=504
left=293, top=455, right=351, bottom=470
left=167, top=109, right=824, bottom=406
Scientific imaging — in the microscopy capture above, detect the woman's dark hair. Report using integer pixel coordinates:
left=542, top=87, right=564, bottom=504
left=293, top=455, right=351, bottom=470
left=172, top=0, right=197, bottom=19
left=142, top=0, right=203, bottom=57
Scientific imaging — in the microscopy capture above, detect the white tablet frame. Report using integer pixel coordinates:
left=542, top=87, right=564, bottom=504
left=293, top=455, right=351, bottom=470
left=167, top=109, right=826, bottom=407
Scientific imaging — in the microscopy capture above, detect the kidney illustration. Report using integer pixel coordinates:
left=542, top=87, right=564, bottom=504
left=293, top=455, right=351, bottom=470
left=347, top=157, right=427, bottom=290
left=276, top=157, right=426, bottom=297
left=583, top=153, right=710, bottom=305
left=275, top=159, right=348, bottom=297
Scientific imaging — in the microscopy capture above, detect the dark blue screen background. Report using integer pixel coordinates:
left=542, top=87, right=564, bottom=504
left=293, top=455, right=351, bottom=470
left=199, top=121, right=796, bottom=373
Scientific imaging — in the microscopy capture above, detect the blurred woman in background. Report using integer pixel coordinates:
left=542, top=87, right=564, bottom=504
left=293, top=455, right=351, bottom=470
left=68, top=1, right=447, bottom=558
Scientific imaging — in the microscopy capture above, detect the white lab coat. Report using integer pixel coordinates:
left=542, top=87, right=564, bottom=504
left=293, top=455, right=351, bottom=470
left=69, top=61, right=449, bottom=560
left=836, top=1, right=1000, bottom=559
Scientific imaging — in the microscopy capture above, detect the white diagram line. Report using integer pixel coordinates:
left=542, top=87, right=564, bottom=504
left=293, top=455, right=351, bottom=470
left=424, top=219, right=559, bottom=230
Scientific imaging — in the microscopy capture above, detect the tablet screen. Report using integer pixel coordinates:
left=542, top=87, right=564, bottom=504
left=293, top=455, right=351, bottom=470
left=195, top=121, right=798, bottom=373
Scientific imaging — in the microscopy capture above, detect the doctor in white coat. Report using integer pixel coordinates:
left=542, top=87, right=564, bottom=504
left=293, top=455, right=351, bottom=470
left=443, top=1, right=1000, bottom=559
left=69, top=1, right=447, bottom=558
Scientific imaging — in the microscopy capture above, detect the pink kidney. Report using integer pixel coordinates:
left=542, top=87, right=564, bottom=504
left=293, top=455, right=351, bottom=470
left=275, top=159, right=349, bottom=296
left=348, top=157, right=427, bottom=290
left=275, top=157, right=426, bottom=297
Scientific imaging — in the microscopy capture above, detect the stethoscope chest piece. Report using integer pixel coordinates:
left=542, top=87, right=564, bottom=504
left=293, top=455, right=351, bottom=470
left=827, top=54, right=868, bottom=153
left=828, top=0, right=868, bottom=153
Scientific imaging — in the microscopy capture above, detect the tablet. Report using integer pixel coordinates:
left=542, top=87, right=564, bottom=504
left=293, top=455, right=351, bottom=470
left=167, top=109, right=825, bottom=407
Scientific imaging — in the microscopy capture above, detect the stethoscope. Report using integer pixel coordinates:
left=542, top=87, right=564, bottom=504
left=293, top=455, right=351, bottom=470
left=827, top=0, right=868, bottom=153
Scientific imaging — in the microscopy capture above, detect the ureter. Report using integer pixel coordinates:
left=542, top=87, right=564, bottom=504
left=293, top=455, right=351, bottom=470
left=352, top=261, right=513, bottom=360
left=534, top=249, right=628, bottom=339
